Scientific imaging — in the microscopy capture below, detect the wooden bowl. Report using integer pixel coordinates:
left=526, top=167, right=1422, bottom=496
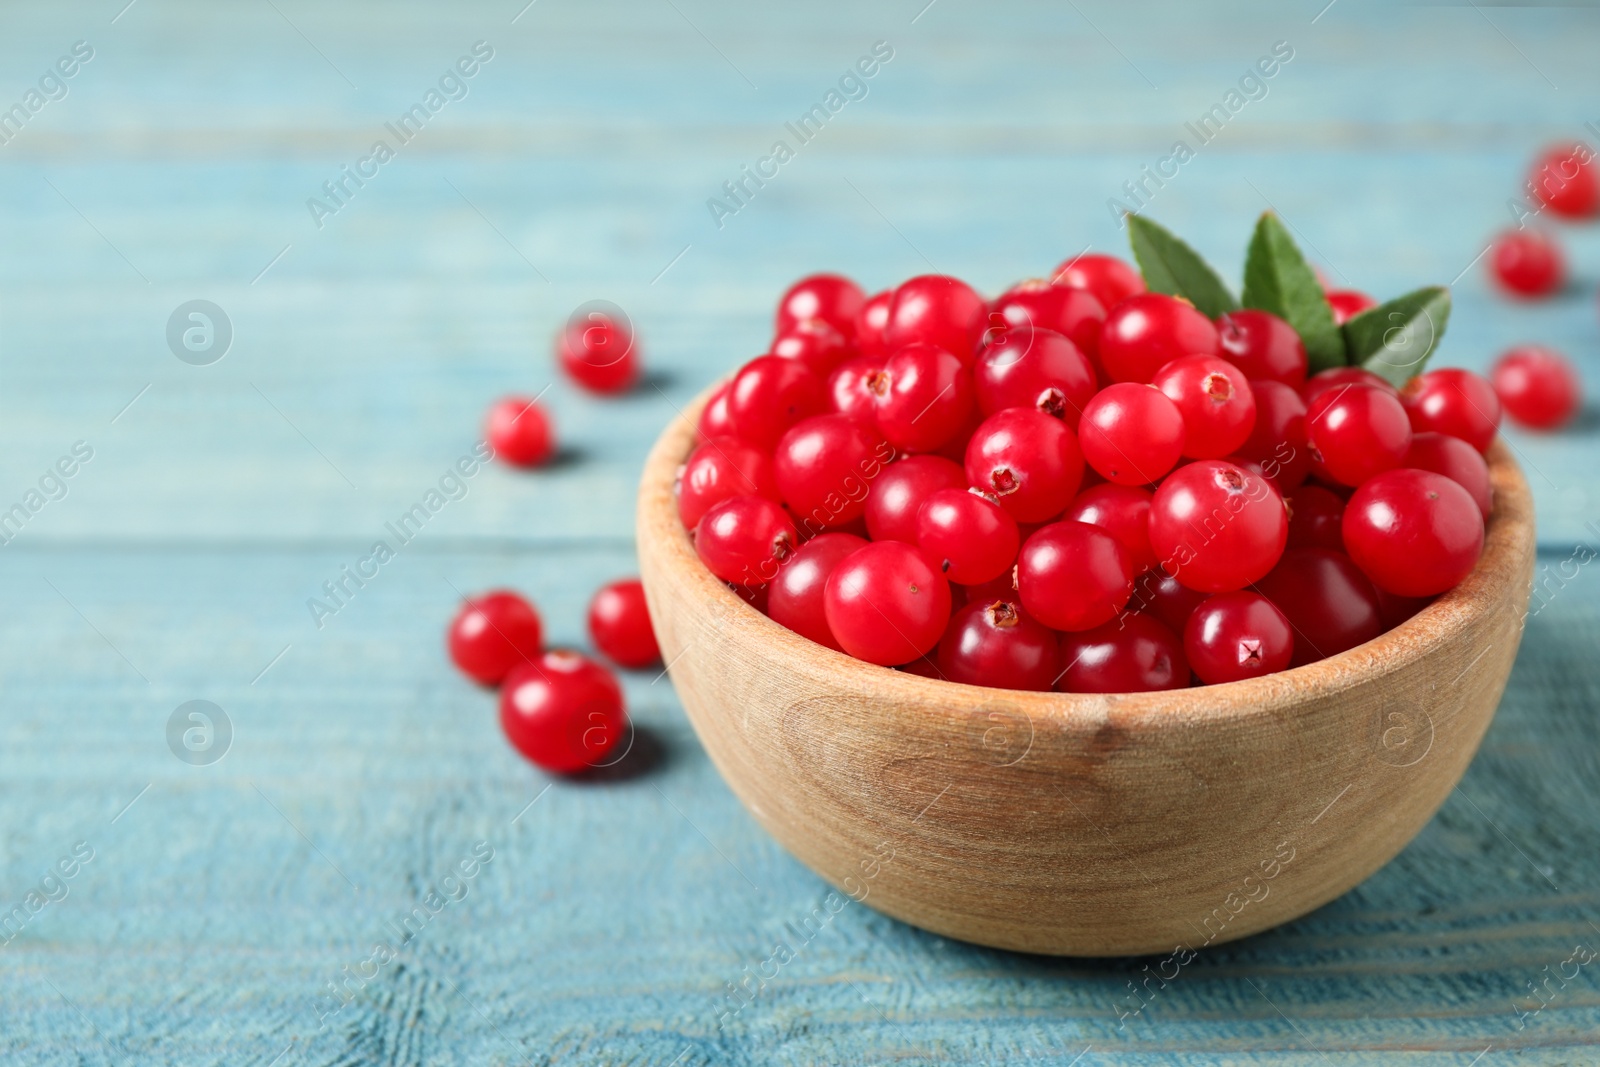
left=636, top=389, right=1535, bottom=956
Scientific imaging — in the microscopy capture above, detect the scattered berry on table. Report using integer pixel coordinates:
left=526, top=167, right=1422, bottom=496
left=588, top=578, right=660, bottom=669
left=1491, top=346, right=1581, bottom=430
left=556, top=309, right=638, bottom=394
left=485, top=395, right=555, bottom=468
left=1527, top=142, right=1600, bottom=219
left=1488, top=229, right=1565, bottom=299
left=448, top=590, right=545, bottom=685
left=499, top=651, right=628, bottom=773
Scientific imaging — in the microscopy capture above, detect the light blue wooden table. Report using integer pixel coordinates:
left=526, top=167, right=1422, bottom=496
left=1, top=1, right=1598, bottom=1063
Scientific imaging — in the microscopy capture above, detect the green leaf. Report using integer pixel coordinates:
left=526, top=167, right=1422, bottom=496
left=1239, top=212, right=1345, bottom=372
left=1126, top=215, right=1239, bottom=319
left=1342, top=286, right=1451, bottom=388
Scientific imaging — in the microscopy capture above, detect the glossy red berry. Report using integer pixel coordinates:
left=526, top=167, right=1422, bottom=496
left=1052, top=253, right=1145, bottom=311
left=776, top=273, right=865, bottom=339
left=965, top=408, right=1085, bottom=522
left=1063, top=484, right=1155, bottom=575
left=485, top=395, right=555, bottom=468
left=499, top=651, right=627, bottom=773
left=1300, top=366, right=1395, bottom=406
left=1399, top=368, right=1500, bottom=454
left=869, top=343, right=975, bottom=453
left=1285, top=484, right=1346, bottom=551
left=1375, top=587, right=1433, bottom=630
left=770, top=318, right=853, bottom=375
left=884, top=275, right=987, bottom=363
left=1253, top=548, right=1382, bottom=667
left=937, top=598, right=1059, bottom=691
left=1405, top=432, right=1492, bottom=520
left=768, top=532, right=868, bottom=652
left=1129, top=566, right=1208, bottom=634
left=1078, top=383, right=1185, bottom=486
left=774, top=414, right=890, bottom=531
left=1097, top=293, right=1219, bottom=384
left=824, top=541, right=952, bottom=665
left=448, top=590, right=545, bottom=685
left=677, top=437, right=780, bottom=529
left=1528, top=143, right=1600, bottom=219
left=1155, top=355, right=1257, bottom=459
left=991, top=280, right=1107, bottom=361
left=727, top=355, right=827, bottom=449
left=827, top=354, right=883, bottom=423
left=1057, top=612, right=1187, bottom=693
left=1489, top=229, right=1565, bottom=299
left=1016, top=521, right=1133, bottom=632
left=557, top=311, right=638, bottom=394
left=1306, top=383, right=1413, bottom=486
left=1184, top=591, right=1293, bottom=685
left=1324, top=290, right=1376, bottom=326
left=587, top=578, right=660, bottom=668
left=698, top=382, right=737, bottom=440
left=1342, top=469, right=1484, bottom=597
left=1237, top=379, right=1310, bottom=491
left=855, top=290, right=893, bottom=358
left=974, top=325, right=1097, bottom=427
left=1491, top=346, right=1581, bottom=431
left=1148, top=460, right=1288, bottom=593
left=916, top=488, right=1020, bottom=585
left=1214, top=309, right=1307, bottom=386
left=694, top=495, right=797, bottom=587
left=864, top=455, right=967, bottom=542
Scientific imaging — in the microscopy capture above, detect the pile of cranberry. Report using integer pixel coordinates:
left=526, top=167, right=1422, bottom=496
left=681, top=249, right=1553, bottom=692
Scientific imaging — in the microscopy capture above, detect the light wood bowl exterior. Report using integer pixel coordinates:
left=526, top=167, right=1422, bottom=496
left=636, top=389, right=1536, bottom=957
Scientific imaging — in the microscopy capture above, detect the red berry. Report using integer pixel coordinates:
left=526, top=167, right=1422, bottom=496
left=557, top=310, right=638, bottom=394
left=1399, top=368, right=1500, bottom=454
left=1285, top=484, right=1346, bottom=551
left=694, top=495, right=797, bottom=586
left=677, top=436, right=780, bottom=530
left=1301, top=366, right=1395, bottom=406
left=485, top=395, right=555, bottom=468
left=1405, top=432, right=1492, bottom=520
left=770, top=318, right=853, bottom=375
left=1306, top=383, right=1413, bottom=486
left=1253, top=548, right=1382, bottom=667
left=698, top=382, right=737, bottom=440
left=776, top=273, right=865, bottom=339
left=587, top=579, right=660, bottom=668
left=1489, top=229, right=1565, bottom=299
left=1214, top=309, right=1307, bottom=386
left=884, top=275, right=987, bottom=363
left=1184, top=591, right=1293, bottom=685
left=1097, top=293, right=1219, bottom=384
left=855, top=289, right=893, bottom=358
left=1528, top=143, right=1600, bottom=219
left=1342, top=469, right=1484, bottom=597
left=1063, top=484, right=1155, bottom=575
left=1237, top=379, right=1310, bottom=491
left=1491, top=346, right=1582, bottom=431
left=965, top=408, right=1085, bottom=522
left=1016, top=521, right=1133, bottom=632
left=974, top=325, right=1097, bottom=427
left=1129, top=566, right=1208, bottom=634
left=448, top=590, right=545, bottom=685
left=727, top=355, right=827, bottom=449
left=1057, top=613, right=1187, bottom=693
left=774, top=414, right=890, bottom=532
left=869, top=343, right=975, bottom=453
left=824, top=541, right=952, bottom=665
left=499, top=651, right=627, bottom=773
left=1324, top=290, right=1376, bottom=326
left=1375, top=587, right=1433, bottom=630
left=827, top=354, right=883, bottom=423
left=1078, top=383, right=1185, bottom=486
left=1148, top=460, right=1288, bottom=593
left=937, top=598, right=1059, bottom=691
left=864, top=455, right=967, bottom=542
left=1154, top=355, right=1257, bottom=459
left=768, top=532, right=869, bottom=652
left=1052, top=253, right=1145, bottom=310
left=916, top=488, right=1020, bottom=585
left=991, top=280, right=1107, bottom=361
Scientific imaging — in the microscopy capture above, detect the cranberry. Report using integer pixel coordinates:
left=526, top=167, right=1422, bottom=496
left=499, top=651, right=627, bottom=773
left=1016, top=521, right=1133, bottom=632
left=869, top=343, right=975, bottom=453
left=776, top=273, right=865, bottom=339
left=1324, top=290, right=1376, bottom=326
left=1253, top=548, right=1382, bottom=667
left=855, top=289, right=893, bottom=357
left=937, top=598, right=1059, bottom=691
left=771, top=318, right=853, bottom=375
left=1148, top=460, right=1288, bottom=593
left=448, top=590, right=545, bottom=685
left=883, top=275, right=988, bottom=362
left=1057, top=613, right=1187, bottom=693
left=965, top=408, right=1085, bottom=522
left=1285, top=484, right=1346, bottom=551
left=974, top=325, right=1097, bottom=427
left=1184, top=591, right=1293, bottom=685
left=676, top=436, right=780, bottom=529
left=1528, top=143, right=1600, bottom=219
left=916, top=488, right=1020, bottom=585
left=824, top=541, right=952, bottom=665
left=991, top=280, right=1107, bottom=361
left=1052, top=253, right=1145, bottom=310
left=587, top=578, right=660, bottom=668
left=1375, top=587, right=1433, bottom=630
left=1399, top=368, right=1501, bottom=454
left=698, top=382, right=737, bottom=440
left=1489, top=229, right=1565, bottom=299
left=1491, top=346, right=1582, bottom=431
left=774, top=414, right=890, bottom=531
left=1097, top=293, right=1219, bottom=384
left=1342, top=469, right=1484, bottom=597
left=485, top=395, right=555, bottom=468
left=1214, top=309, right=1308, bottom=386
left=694, top=495, right=796, bottom=586
left=557, top=311, right=638, bottom=394
left=1154, top=355, right=1257, bottom=459
left=1129, top=566, right=1208, bottom=633
left=1301, top=366, right=1396, bottom=406
left=1078, top=383, right=1185, bottom=486
left=1405, top=432, right=1492, bottom=520
left=1306, top=383, right=1413, bottom=486
left=827, top=354, right=884, bottom=423
left=1237, top=379, right=1310, bottom=491
left=728, top=581, right=770, bottom=615
left=768, top=532, right=868, bottom=652
left=727, top=355, right=827, bottom=449
left=1063, top=484, right=1155, bottom=574
left=961, top=571, right=1019, bottom=603
left=864, top=455, right=967, bottom=542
